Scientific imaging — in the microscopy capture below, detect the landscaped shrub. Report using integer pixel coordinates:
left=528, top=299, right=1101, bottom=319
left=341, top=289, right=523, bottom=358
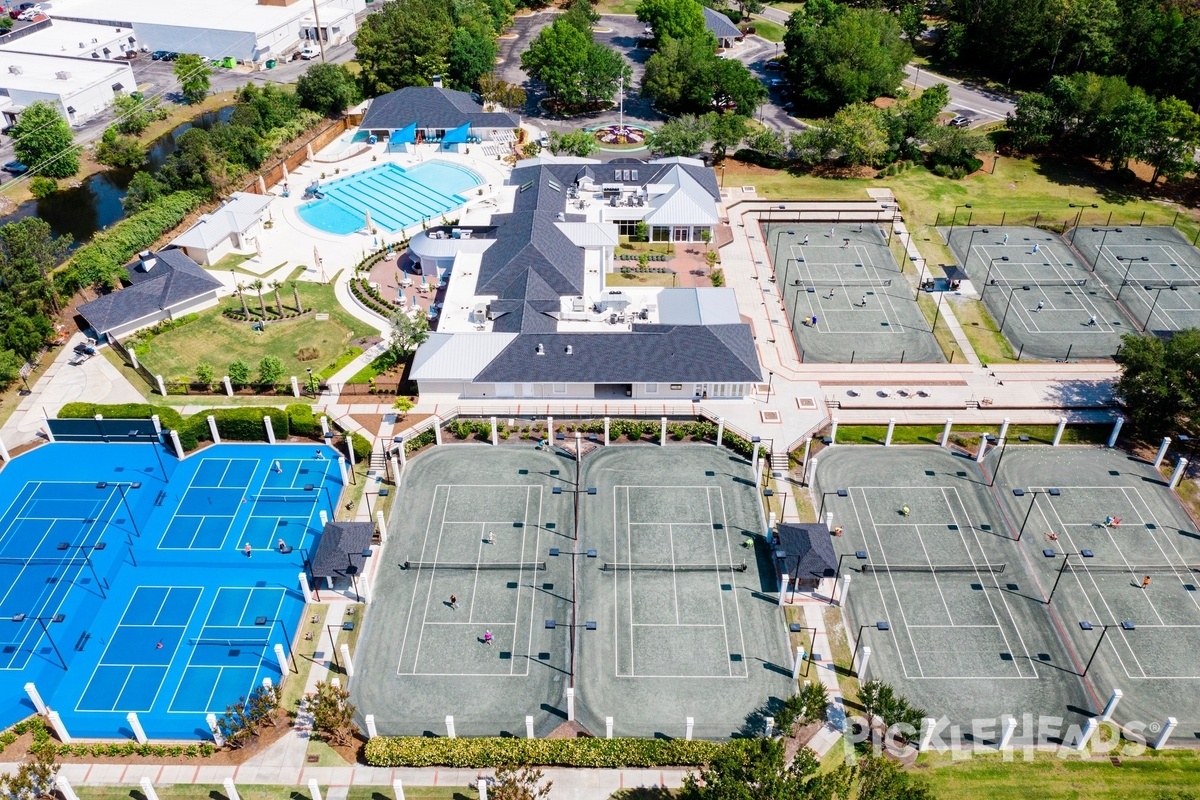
left=286, top=404, right=320, bottom=438
left=403, top=428, right=436, bottom=454
left=341, top=431, right=373, bottom=461
left=364, top=736, right=722, bottom=768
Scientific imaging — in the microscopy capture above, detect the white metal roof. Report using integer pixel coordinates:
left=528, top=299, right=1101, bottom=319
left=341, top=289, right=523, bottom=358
left=171, top=192, right=272, bottom=250
left=644, top=166, right=719, bottom=226
left=410, top=332, right=518, bottom=381
left=48, top=0, right=358, bottom=35
left=0, top=51, right=132, bottom=95
left=0, top=20, right=133, bottom=58
left=656, top=288, right=742, bottom=325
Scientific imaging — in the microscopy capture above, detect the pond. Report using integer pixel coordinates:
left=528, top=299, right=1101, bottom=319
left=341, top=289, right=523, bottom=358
left=0, top=106, right=234, bottom=248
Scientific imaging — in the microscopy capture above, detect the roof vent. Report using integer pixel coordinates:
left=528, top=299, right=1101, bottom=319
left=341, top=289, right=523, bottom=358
left=56, top=71, right=71, bottom=80
left=535, top=343, right=545, bottom=356
left=141, top=257, right=157, bottom=272
left=432, top=75, right=443, bottom=89
left=8, top=66, right=22, bottom=75
left=557, top=212, right=565, bottom=221
left=565, top=345, right=573, bottom=355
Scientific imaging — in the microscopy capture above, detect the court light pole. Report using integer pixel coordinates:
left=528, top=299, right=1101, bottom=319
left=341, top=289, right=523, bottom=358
left=342, top=548, right=373, bottom=602
left=830, top=550, right=867, bottom=605
left=979, top=256, right=1010, bottom=300
left=254, top=615, right=298, bottom=673
left=988, top=437, right=1009, bottom=487
left=57, top=537, right=109, bottom=598
left=965, top=227, right=991, bottom=269
left=127, top=429, right=166, bottom=480
left=818, top=488, right=848, bottom=520
left=998, top=285, right=1031, bottom=332
left=850, top=621, right=890, bottom=676
left=10, top=613, right=67, bottom=670
left=1115, top=256, right=1149, bottom=300
left=101, top=480, right=143, bottom=539
left=1043, top=548, right=1093, bottom=604
left=947, top=203, right=972, bottom=240
left=1068, top=204, right=1098, bottom=242
left=1141, top=284, right=1176, bottom=332
left=1011, top=487, right=1060, bottom=541
left=1078, top=620, right=1135, bottom=677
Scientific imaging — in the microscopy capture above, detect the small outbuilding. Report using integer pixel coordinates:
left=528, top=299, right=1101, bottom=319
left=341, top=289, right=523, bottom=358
left=311, top=520, right=374, bottom=600
left=774, top=522, right=838, bottom=602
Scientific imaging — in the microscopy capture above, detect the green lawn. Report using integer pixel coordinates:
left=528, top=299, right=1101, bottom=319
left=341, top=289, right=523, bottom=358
left=829, top=423, right=1108, bottom=447
left=749, top=19, right=786, bottom=42
left=767, top=2, right=805, bottom=13
left=595, top=0, right=640, bottom=13
left=918, top=749, right=1200, bottom=799
left=607, top=271, right=678, bottom=287
left=916, top=292, right=966, bottom=364
left=76, top=787, right=475, bottom=800
left=949, top=295, right=1018, bottom=365
left=134, top=281, right=376, bottom=384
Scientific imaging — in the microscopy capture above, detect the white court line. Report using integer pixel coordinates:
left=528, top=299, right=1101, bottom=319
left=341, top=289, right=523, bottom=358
left=706, top=487, right=734, bottom=678
left=395, top=484, right=444, bottom=675
left=633, top=623, right=727, bottom=628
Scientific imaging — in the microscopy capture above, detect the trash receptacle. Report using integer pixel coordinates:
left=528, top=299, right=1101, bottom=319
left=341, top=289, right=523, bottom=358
left=221, top=56, right=235, bottom=68
left=265, top=59, right=276, bottom=69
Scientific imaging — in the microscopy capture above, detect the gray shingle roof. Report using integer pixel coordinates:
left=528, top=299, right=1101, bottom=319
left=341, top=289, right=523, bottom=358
left=703, top=6, right=743, bottom=40
left=311, top=520, right=374, bottom=580
left=360, top=87, right=519, bottom=131
left=78, top=249, right=222, bottom=335
left=475, top=325, right=761, bottom=384
left=476, top=211, right=584, bottom=299
left=776, top=523, right=838, bottom=580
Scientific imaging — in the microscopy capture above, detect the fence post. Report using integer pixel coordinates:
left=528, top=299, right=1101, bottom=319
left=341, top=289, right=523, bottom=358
left=941, top=418, right=953, bottom=447
left=223, top=780, right=240, bottom=800
left=999, top=417, right=1010, bottom=441
left=298, top=571, right=314, bottom=603
left=129, top=349, right=139, bottom=370
left=491, top=416, right=498, bottom=446
left=155, top=375, right=167, bottom=396
left=1108, top=416, right=1124, bottom=448
left=603, top=416, right=610, bottom=446
left=291, top=376, right=300, bottom=398
left=208, top=415, right=220, bottom=444
left=46, top=710, right=70, bottom=743
left=127, top=712, right=148, bottom=744
left=169, top=430, right=185, bottom=459
left=716, top=417, right=725, bottom=448
left=829, top=417, right=838, bottom=445
left=1053, top=416, right=1067, bottom=446
left=884, top=418, right=895, bottom=446
left=223, top=376, right=234, bottom=397
left=339, top=643, right=354, bottom=677
left=23, top=682, right=45, bottom=714
left=57, top=778, right=80, bottom=800
left=264, top=416, right=276, bottom=445
left=377, top=511, right=387, bottom=543
left=139, top=779, right=159, bottom=800
left=434, top=417, right=443, bottom=446
left=365, top=715, right=377, bottom=738
left=526, top=716, right=535, bottom=739
left=1169, top=458, right=1188, bottom=489
left=660, top=416, right=667, bottom=446
left=1154, top=437, right=1171, bottom=467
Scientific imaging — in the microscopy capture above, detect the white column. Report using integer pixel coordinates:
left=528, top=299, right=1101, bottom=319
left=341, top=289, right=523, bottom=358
left=223, top=376, right=234, bottom=396
left=998, top=715, right=1017, bottom=750
left=262, top=677, right=273, bottom=691
left=169, top=430, right=185, bottom=459
left=151, top=414, right=162, bottom=434
left=566, top=687, right=575, bottom=721
left=603, top=416, right=610, bottom=446
left=392, top=780, right=406, bottom=800
left=1100, top=689, right=1122, bottom=721
left=445, top=715, right=456, bottom=738
left=377, top=511, right=387, bottom=543
left=716, top=418, right=725, bottom=448
left=319, top=510, right=328, bottom=526
left=127, top=711, right=148, bottom=744
left=975, top=437, right=988, bottom=463
left=298, top=571, right=314, bottom=603
left=884, top=418, right=895, bottom=446
left=207, top=712, right=225, bottom=746
left=919, top=717, right=938, bottom=750
left=42, top=414, right=54, bottom=443
left=155, top=374, right=167, bottom=396
left=806, top=456, right=818, bottom=489
left=829, top=417, right=838, bottom=445
left=23, top=682, right=45, bottom=714
left=346, top=432, right=355, bottom=470
left=291, top=376, right=300, bottom=398
left=478, top=779, right=487, bottom=800
left=207, top=415, right=221, bottom=444
left=941, top=418, right=953, bottom=447
left=390, top=455, right=401, bottom=488
left=57, top=777, right=80, bottom=800
left=660, top=416, right=667, bottom=446
left=320, top=415, right=330, bottom=438
left=525, top=715, right=535, bottom=738
left=1170, top=458, right=1189, bottom=489
left=1153, top=717, right=1178, bottom=749
left=339, top=643, right=354, bottom=677
left=337, top=456, right=348, bottom=486
left=223, top=779, right=240, bottom=800
left=801, top=437, right=812, bottom=476
left=764, top=717, right=775, bottom=738
left=546, top=416, right=553, bottom=442
left=1053, top=416, right=1067, bottom=446
left=778, top=573, right=789, bottom=606
left=365, top=714, right=377, bottom=738
left=605, top=717, right=613, bottom=739
left=858, top=646, right=872, bottom=678
left=308, top=779, right=323, bottom=800
left=433, top=418, right=443, bottom=445
left=825, top=511, right=833, bottom=533
left=129, top=349, right=139, bottom=370
left=0, top=434, right=9, bottom=463
left=140, top=778, right=159, bottom=800
left=1075, top=718, right=1099, bottom=751
left=273, top=643, right=287, bottom=675
left=1154, top=436, right=1171, bottom=467
left=685, top=717, right=694, bottom=741
left=767, top=512, right=776, bottom=543
left=264, top=416, right=276, bottom=444
left=999, top=417, right=1011, bottom=441
left=751, top=445, right=760, bottom=483
left=792, top=646, right=804, bottom=680
left=491, top=417, right=498, bottom=446
left=838, top=573, right=851, bottom=606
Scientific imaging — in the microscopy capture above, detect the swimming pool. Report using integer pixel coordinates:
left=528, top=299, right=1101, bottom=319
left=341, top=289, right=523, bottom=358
left=297, top=161, right=483, bottom=235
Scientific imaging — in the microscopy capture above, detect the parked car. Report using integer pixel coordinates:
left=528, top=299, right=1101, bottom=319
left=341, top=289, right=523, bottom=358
left=73, top=342, right=97, bottom=356
left=2, top=160, right=27, bottom=174
left=948, top=115, right=971, bottom=128
left=17, top=7, right=45, bottom=20
left=765, top=60, right=784, bottom=71
left=299, top=45, right=319, bottom=59
left=768, top=78, right=784, bottom=88
left=9, top=1, right=33, bottom=16
left=150, top=50, right=170, bottom=60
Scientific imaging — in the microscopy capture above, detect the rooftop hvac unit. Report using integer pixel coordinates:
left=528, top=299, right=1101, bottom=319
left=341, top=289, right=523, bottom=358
left=9, top=66, right=22, bottom=75
left=55, top=71, right=71, bottom=80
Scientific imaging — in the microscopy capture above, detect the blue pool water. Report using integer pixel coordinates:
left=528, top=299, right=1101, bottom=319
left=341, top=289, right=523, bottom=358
left=0, top=442, right=344, bottom=739
left=297, top=160, right=483, bottom=235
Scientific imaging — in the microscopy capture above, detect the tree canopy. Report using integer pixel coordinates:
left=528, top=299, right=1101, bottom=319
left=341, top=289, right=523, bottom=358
left=521, top=18, right=631, bottom=109
left=637, top=0, right=709, bottom=46
left=1114, top=329, right=1200, bottom=435
left=296, top=63, right=362, bottom=117
left=782, top=0, right=911, bottom=113
left=174, top=54, right=212, bottom=105
left=11, top=102, right=78, bottom=178
left=642, top=34, right=765, bottom=116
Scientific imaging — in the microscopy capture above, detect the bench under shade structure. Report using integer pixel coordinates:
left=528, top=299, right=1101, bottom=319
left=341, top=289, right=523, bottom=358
left=774, top=522, right=838, bottom=601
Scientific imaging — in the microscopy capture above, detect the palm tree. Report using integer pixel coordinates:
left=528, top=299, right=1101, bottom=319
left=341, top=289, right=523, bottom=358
left=236, top=282, right=250, bottom=317
left=251, top=279, right=267, bottom=319
left=270, top=279, right=284, bottom=317
left=291, top=281, right=302, bottom=314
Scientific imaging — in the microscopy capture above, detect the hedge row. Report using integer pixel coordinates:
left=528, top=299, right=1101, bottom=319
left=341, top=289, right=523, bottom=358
left=364, top=736, right=722, bottom=768
left=57, top=191, right=206, bottom=292
left=350, top=278, right=396, bottom=318
left=58, top=402, right=322, bottom=452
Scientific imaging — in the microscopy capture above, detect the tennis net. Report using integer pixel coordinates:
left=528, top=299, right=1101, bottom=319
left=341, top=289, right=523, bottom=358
left=403, top=560, right=546, bottom=571
left=988, top=278, right=1087, bottom=288
left=0, top=557, right=90, bottom=567
left=253, top=494, right=319, bottom=504
left=794, top=279, right=892, bottom=288
left=1122, top=279, right=1200, bottom=288
left=188, top=637, right=270, bottom=647
left=1064, top=563, right=1199, bottom=576
left=861, top=563, right=1006, bottom=574
left=601, top=561, right=748, bottom=573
